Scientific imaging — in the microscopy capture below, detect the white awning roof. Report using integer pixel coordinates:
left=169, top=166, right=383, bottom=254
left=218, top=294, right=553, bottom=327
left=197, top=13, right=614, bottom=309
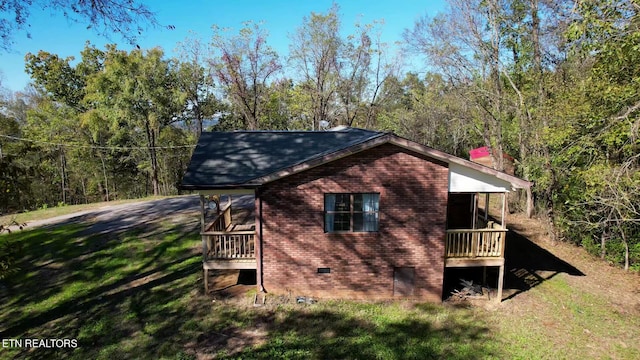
left=448, top=163, right=513, bottom=193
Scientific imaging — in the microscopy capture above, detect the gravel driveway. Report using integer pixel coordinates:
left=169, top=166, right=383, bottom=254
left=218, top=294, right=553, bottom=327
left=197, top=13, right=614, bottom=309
left=5, top=196, right=201, bottom=234
left=6, top=195, right=255, bottom=236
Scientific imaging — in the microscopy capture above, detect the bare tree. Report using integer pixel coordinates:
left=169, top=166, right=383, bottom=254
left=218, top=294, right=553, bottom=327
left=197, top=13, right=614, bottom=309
left=210, top=22, right=282, bottom=130
left=289, top=4, right=341, bottom=129
left=0, top=0, right=162, bottom=51
left=362, top=29, right=400, bottom=129
left=404, top=0, right=509, bottom=169
left=290, top=5, right=397, bottom=130
left=337, top=20, right=398, bottom=128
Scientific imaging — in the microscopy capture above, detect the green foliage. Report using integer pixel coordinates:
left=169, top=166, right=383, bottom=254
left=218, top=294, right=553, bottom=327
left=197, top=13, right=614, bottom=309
left=174, top=37, right=221, bottom=135
left=0, top=113, right=34, bottom=212
left=5, top=43, right=196, bottom=211
left=547, top=0, right=640, bottom=269
left=397, top=0, right=640, bottom=270
left=83, top=45, right=187, bottom=196
left=377, top=72, right=480, bottom=156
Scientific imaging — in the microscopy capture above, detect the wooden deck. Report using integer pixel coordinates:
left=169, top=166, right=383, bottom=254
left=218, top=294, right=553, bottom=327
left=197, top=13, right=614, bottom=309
left=203, top=258, right=256, bottom=270
left=444, top=223, right=506, bottom=267
left=201, top=204, right=256, bottom=270
left=444, top=222, right=507, bottom=302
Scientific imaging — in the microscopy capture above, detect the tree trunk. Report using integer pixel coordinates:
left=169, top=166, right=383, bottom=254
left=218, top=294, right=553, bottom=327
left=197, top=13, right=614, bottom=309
left=98, top=151, right=110, bottom=202
left=59, top=146, right=67, bottom=204
left=195, top=103, right=203, bottom=136
left=600, top=230, right=607, bottom=259
left=619, top=224, right=629, bottom=271
left=81, top=177, right=87, bottom=204
left=526, top=187, right=534, bottom=218
left=145, top=119, right=160, bottom=196
left=150, top=141, right=160, bottom=196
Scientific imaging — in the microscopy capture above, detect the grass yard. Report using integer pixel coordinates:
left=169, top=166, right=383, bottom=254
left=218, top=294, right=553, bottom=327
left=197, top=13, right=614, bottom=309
left=1, top=203, right=639, bottom=359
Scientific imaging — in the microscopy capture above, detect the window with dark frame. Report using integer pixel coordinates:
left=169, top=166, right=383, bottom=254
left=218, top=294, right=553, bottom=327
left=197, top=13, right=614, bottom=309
left=324, top=193, right=380, bottom=232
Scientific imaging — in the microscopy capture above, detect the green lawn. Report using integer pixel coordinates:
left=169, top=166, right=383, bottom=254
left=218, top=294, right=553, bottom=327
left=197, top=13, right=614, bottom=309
left=1, top=216, right=638, bottom=359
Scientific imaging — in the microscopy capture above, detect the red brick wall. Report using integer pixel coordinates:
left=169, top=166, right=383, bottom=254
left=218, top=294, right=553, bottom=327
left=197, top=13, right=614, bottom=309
left=258, top=143, right=449, bottom=301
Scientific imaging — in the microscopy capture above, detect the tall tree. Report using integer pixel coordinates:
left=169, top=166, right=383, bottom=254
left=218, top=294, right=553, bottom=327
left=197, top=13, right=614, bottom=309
left=175, top=34, right=220, bottom=136
left=289, top=4, right=342, bottom=129
left=404, top=1, right=508, bottom=169
left=376, top=72, right=478, bottom=155
left=26, top=45, right=118, bottom=202
left=210, top=22, right=282, bottom=130
left=25, top=51, right=87, bottom=110
left=336, top=20, right=397, bottom=128
left=85, top=46, right=186, bottom=196
left=403, top=0, right=569, bottom=221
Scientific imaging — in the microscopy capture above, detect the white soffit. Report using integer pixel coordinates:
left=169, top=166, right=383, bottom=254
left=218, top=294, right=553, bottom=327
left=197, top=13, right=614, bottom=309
left=449, top=163, right=511, bottom=193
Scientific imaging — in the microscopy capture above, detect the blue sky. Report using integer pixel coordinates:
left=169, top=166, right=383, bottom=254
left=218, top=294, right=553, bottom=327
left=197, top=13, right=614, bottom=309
left=0, top=1, right=447, bottom=93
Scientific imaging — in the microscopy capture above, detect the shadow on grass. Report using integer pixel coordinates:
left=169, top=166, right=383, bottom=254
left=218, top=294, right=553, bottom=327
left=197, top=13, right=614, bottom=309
left=443, top=220, right=585, bottom=301
left=0, top=212, right=206, bottom=359
left=0, top=221, right=199, bottom=312
left=502, top=226, right=584, bottom=301
left=3, top=258, right=501, bottom=360
left=0, top=195, right=502, bottom=359
left=194, top=301, right=499, bottom=360
left=0, top=255, right=199, bottom=338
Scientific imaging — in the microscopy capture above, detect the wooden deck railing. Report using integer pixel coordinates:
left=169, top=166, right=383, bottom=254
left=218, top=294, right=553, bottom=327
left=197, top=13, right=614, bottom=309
left=201, top=204, right=256, bottom=261
left=202, top=231, right=255, bottom=260
left=204, top=205, right=232, bottom=232
left=445, top=226, right=506, bottom=259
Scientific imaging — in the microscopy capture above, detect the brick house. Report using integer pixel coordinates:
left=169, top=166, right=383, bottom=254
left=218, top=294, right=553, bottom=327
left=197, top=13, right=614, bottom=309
left=180, top=127, right=531, bottom=302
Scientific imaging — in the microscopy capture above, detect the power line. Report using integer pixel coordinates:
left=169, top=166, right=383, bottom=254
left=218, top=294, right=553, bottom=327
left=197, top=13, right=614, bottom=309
left=0, top=134, right=196, bottom=150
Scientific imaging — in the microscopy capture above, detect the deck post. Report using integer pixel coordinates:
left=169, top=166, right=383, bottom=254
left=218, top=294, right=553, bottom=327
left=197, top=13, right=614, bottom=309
left=200, top=195, right=207, bottom=264
left=200, top=194, right=209, bottom=294
left=199, top=194, right=206, bottom=233
left=204, top=268, right=209, bottom=293
left=472, top=193, right=479, bottom=229
left=227, top=195, right=233, bottom=225
left=255, top=191, right=265, bottom=293
left=482, top=266, right=487, bottom=286
left=497, top=264, right=504, bottom=303
left=501, top=192, right=507, bottom=228
left=484, top=193, right=489, bottom=221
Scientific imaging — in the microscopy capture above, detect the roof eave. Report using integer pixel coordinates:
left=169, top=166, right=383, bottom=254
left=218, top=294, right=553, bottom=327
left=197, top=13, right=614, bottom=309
left=386, top=137, right=533, bottom=189
left=178, top=184, right=259, bottom=191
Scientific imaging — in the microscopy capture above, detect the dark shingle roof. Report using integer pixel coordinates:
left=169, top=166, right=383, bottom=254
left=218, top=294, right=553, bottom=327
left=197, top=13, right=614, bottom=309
left=181, top=127, right=385, bottom=189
